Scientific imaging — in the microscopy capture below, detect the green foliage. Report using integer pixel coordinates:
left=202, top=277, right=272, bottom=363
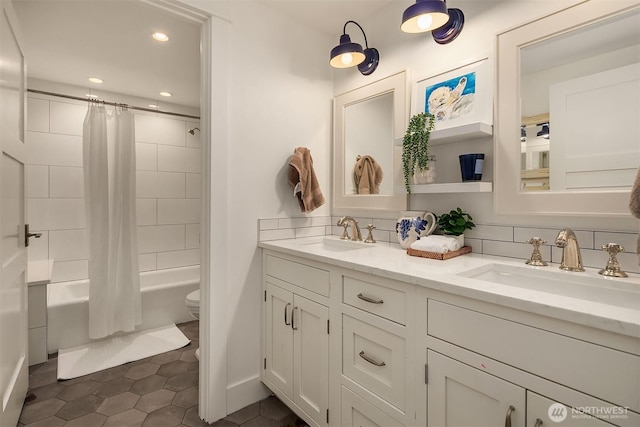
left=402, top=112, right=435, bottom=193
left=437, top=207, right=476, bottom=236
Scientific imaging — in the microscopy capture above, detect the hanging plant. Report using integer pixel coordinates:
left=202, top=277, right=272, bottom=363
left=401, top=112, right=435, bottom=193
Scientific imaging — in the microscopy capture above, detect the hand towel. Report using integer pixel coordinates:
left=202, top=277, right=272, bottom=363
left=353, top=155, right=383, bottom=194
left=630, top=167, right=640, bottom=265
left=410, top=235, right=461, bottom=254
left=288, top=147, right=326, bottom=213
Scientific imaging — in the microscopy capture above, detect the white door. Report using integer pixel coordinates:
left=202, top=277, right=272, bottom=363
left=264, top=282, right=294, bottom=397
left=0, top=2, right=28, bottom=427
left=293, top=295, right=328, bottom=427
left=427, top=350, right=526, bottom=427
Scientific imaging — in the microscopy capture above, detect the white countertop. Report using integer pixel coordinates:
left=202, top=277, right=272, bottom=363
left=259, top=237, right=640, bottom=339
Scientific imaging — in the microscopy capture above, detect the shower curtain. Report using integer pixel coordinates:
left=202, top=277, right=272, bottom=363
left=83, top=103, right=141, bottom=339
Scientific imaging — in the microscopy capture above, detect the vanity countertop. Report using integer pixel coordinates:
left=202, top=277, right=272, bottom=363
left=260, top=237, right=640, bottom=339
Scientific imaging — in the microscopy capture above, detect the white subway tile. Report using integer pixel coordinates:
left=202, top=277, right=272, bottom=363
left=138, top=253, right=157, bottom=272
left=465, top=224, right=513, bottom=241
left=136, top=171, right=158, bottom=198
left=135, top=114, right=186, bottom=146
left=295, top=226, right=325, bottom=238
left=464, top=238, right=482, bottom=254
left=157, top=249, right=200, bottom=269
left=157, top=146, right=200, bottom=173
left=594, top=231, right=637, bottom=252
left=27, top=230, right=49, bottom=262
left=27, top=165, right=49, bottom=198
left=136, top=143, right=157, bottom=171
left=137, top=225, right=185, bottom=254
left=27, top=97, right=49, bottom=132
left=185, top=173, right=200, bottom=198
left=157, top=199, right=200, bottom=224
left=311, top=216, right=331, bottom=227
left=27, top=131, right=83, bottom=167
left=50, top=101, right=86, bottom=136
left=259, top=219, right=279, bottom=231
left=28, top=198, right=85, bottom=230
left=372, top=218, right=397, bottom=232
left=157, top=172, right=186, bottom=198
left=279, top=218, right=312, bottom=229
left=49, top=229, right=88, bottom=261
left=185, top=224, right=200, bottom=249
left=371, top=229, right=391, bottom=243
left=259, top=228, right=295, bottom=241
left=51, top=260, right=88, bottom=283
left=185, top=121, right=200, bottom=148
left=137, top=199, right=157, bottom=226
left=514, top=227, right=559, bottom=246
left=50, top=166, right=84, bottom=198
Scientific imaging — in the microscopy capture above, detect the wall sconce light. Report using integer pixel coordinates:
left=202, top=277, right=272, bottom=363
left=401, top=0, right=465, bottom=45
left=329, top=20, right=379, bottom=76
left=536, top=123, right=550, bottom=139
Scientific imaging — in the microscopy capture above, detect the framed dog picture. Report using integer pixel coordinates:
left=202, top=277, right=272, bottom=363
left=412, top=57, right=492, bottom=131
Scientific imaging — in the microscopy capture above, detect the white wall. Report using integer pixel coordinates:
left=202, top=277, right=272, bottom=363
left=26, top=82, right=201, bottom=282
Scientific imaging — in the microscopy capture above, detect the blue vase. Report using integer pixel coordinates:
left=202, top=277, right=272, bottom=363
left=396, top=211, right=437, bottom=249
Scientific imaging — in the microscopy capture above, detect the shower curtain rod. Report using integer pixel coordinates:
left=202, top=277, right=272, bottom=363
left=27, top=89, right=201, bottom=120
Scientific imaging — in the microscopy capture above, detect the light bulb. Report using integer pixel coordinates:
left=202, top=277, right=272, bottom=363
left=341, top=53, right=353, bottom=66
left=417, top=14, right=433, bottom=30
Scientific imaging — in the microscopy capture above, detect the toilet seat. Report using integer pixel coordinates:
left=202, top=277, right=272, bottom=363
left=186, top=290, right=200, bottom=307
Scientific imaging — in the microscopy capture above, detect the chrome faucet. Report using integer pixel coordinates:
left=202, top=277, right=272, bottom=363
left=554, top=228, right=584, bottom=272
left=337, top=216, right=362, bottom=241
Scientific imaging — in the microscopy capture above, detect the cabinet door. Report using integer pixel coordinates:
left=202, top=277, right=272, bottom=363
left=293, top=295, right=329, bottom=427
left=427, top=350, right=525, bottom=427
left=265, top=282, right=294, bottom=397
left=528, top=392, right=622, bottom=427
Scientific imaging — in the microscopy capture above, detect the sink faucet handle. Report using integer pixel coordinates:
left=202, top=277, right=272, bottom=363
left=599, top=243, right=628, bottom=278
left=364, top=224, right=376, bottom=244
left=525, top=237, right=548, bottom=266
left=339, top=222, right=350, bottom=240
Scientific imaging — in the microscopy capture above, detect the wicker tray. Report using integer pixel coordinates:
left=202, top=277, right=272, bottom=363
left=406, top=245, right=472, bottom=260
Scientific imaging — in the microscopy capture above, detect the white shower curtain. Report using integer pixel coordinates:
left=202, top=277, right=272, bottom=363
left=83, top=103, right=141, bottom=339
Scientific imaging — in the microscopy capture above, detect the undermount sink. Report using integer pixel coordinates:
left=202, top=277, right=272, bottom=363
left=459, top=263, right=640, bottom=310
left=301, top=236, right=372, bottom=252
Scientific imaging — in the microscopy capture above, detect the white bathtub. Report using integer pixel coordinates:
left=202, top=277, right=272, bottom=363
left=47, top=265, right=199, bottom=354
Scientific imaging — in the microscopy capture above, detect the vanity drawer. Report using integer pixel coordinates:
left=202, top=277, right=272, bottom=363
left=343, top=276, right=406, bottom=325
left=265, top=254, right=329, bottom=297
left=343, top=314, right=406, bottom=410
left=341, top=386, right=404, bottom=427
left=427, top=299, right=640, bottom=412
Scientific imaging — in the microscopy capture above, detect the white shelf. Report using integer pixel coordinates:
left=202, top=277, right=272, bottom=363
left=395, top=122, right=493, bottom=146
left=396, top=182, right=493, bottom=194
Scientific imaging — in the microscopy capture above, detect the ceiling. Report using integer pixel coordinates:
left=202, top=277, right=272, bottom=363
left=12, top=0, right=397, bottom=109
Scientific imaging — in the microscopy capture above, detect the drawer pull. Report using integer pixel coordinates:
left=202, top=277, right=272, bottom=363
left=292, top=306, right=299, bottom=330
left=359, top=351, right=386, bottom=367
left=284, top=302, right=291, bottom=326
left=357, top=293, right=383, bottom=304
left=505, top=405, right=515, bottom=427
left=534, top=419, right=543, bottom=427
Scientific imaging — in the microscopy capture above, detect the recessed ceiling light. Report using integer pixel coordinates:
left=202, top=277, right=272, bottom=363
left=85, top=94, right=99, bottom=99
left=153, top=32, right=169, bottom=42
left=148, top=104, right=159, bottom=109
left=159, top=91, right=172, bottom=97
left=88, top=77, right=103, bottom=84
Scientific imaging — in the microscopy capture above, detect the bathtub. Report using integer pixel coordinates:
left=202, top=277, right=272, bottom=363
left=47, top=265, right=199, bottom=354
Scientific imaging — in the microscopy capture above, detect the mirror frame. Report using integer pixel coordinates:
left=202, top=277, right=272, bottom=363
left=495, top=0, right=638, bottom=217
left=333, top=70, right=408, bottom=213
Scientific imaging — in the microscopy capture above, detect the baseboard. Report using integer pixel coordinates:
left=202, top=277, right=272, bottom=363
left=226, top=375, right=270, bottom=415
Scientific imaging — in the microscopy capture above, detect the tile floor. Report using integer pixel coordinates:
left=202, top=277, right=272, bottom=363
left=18, top=321, right=303, bottom=427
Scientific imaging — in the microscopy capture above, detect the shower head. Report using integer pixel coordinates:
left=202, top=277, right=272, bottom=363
left=187, top=127, right=200, bottom=135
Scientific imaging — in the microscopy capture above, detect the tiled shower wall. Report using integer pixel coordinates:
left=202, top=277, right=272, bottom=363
left=26, top=93, right=201, bottom=283
left=258, top=216, right=640, bottom=274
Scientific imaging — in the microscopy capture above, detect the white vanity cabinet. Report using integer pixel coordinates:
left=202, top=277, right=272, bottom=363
left=262, top=253, right=330, bottom=427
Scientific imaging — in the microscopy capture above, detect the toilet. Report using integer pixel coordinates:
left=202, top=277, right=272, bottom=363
left=185, top=289, right=200, bottom=360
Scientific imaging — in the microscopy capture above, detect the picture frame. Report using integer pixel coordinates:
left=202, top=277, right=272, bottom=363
left=412, top=57, right=492, bottom=131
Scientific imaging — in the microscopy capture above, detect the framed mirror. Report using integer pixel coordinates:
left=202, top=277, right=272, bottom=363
left=333, top=71, right=407, bottom=213
left=496, top=1, right=639, bottom=216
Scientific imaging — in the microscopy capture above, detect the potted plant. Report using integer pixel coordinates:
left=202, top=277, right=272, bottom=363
left=401, top=112, right=436, bottom=193
left=437, top=207, right=476, bottom=247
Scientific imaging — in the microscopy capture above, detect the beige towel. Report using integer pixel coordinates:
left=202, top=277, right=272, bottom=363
left=288, top=147, right=325, bottom=213
left=353, top=155, right=383, bottom=195
left=630, top=167, right=640, bottom=265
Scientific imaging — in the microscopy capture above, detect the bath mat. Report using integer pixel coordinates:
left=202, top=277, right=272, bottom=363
left=57, top=324, right=190, bottom=380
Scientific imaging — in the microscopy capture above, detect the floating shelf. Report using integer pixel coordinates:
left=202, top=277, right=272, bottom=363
left=395, top=182, right=493, bottom=194
left=395, top=122, right=493, bottom=146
